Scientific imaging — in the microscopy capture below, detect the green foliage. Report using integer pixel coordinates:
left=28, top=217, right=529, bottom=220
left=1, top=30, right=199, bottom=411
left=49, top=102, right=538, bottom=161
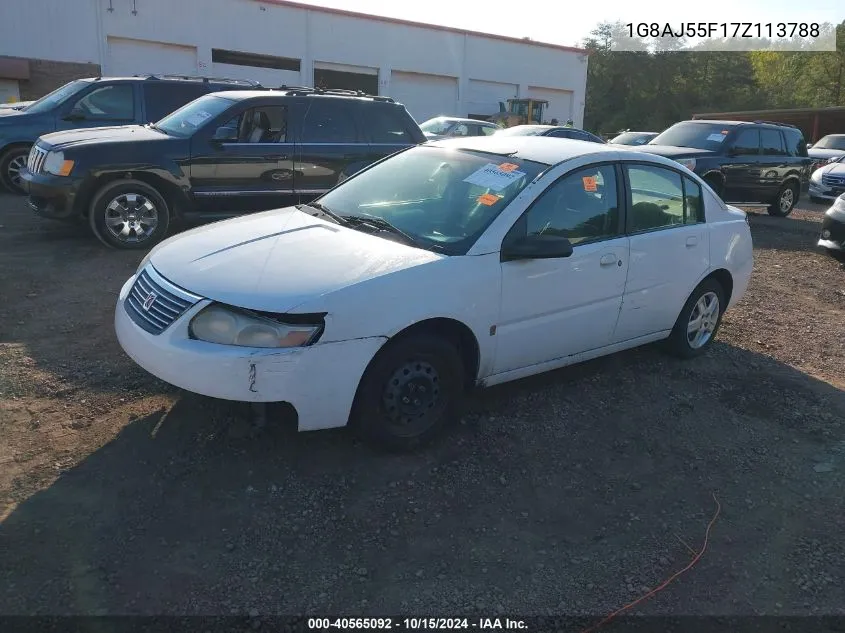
left=583, top=20, right=845, bottom=135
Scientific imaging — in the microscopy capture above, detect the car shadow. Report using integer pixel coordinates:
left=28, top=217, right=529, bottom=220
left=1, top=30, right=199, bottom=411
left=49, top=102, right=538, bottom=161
left=2, top=341, right=844, bottom=616
left=745, top=212, right=827, bottom=255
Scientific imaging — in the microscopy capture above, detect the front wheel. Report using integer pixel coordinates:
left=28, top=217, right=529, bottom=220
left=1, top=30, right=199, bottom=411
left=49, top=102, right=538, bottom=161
left=665, top=278, right=726, bottom=359
left=350, top=334, right=465, bottom=451
left=768, top=181, right=798, bottom=217
left=0, top=146, right=30, bottom=194
left=89, top=179, right=170, bottom=250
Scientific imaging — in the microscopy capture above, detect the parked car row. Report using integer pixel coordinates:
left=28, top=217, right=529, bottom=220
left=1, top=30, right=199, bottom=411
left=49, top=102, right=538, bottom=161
left=0, top=74, right=269, bottom=194
left=17, top=81, right=425, bottom=249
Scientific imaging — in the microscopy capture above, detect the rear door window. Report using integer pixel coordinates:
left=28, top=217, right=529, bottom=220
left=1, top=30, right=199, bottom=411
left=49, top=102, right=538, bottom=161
left=760, top=129, right=787, bottom=156
left=301, top=100, right=359, bottom=143
left=143, top=83, right=208, bottom=122
left=730, top=129, right=761, bottom=156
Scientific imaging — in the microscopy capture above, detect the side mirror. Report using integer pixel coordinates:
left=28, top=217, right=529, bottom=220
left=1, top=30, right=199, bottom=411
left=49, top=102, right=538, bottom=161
left=211, top=126, right=237, bottom=142
left=501, top=234, right=574, bottom=262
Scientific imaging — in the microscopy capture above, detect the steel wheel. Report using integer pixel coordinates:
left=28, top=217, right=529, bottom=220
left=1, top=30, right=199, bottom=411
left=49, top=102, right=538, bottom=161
left=103, top=193, right=159, bottom=244
left=6, top=153, right=26, bottom=189
left=382, top=359, right=444, bottom=437
left=686, top=291, right=720, bottom=349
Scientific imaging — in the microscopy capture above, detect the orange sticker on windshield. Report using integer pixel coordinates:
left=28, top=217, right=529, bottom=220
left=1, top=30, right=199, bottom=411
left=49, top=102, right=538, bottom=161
left=477, top=193, right=502, bottom=206
left=582, top=176, right=598, bottom=192
left=498, top=162, right=519, bottom=172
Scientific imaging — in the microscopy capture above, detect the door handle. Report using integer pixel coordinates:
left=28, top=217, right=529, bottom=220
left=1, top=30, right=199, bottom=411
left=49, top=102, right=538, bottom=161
left=599, top=253, right=617, bottom=266
left=686, top=236, right=698, bottom=247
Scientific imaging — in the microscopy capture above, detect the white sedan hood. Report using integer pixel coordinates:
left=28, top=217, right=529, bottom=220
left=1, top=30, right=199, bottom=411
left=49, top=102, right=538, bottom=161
left=149, top=206, right=442, bottom=313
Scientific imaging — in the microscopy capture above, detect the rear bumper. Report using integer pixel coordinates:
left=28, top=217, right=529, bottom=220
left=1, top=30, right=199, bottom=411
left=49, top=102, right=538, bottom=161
left=20, top=167, right=84, bottom=221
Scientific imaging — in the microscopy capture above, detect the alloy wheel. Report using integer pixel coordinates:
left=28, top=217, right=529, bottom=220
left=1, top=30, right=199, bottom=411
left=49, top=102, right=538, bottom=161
left=103, top=193, right=159, bottom=244
left=780, top=187, right=795, bottom=213
left=6, top=153, right=26, bottom=189
left=687, top=291, right=720, bottom=349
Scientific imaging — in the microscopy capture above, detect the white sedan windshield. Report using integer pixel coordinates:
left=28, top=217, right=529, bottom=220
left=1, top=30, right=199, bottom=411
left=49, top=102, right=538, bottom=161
left=315, top=146, right=547, bottom=255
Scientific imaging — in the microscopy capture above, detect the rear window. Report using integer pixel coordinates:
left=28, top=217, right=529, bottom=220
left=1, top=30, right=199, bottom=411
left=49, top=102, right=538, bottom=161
left=650, top=122, right=736, bottom=151
left=143, top=83, right=209, bottom=122
left=783, top=128, right=808, bottom=157
left=812, top=135, right=845, bottom=151
left=366, top=106, right=418, bottom=144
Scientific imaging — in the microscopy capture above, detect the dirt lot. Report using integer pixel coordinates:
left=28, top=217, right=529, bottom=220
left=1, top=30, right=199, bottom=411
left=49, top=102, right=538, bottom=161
left=1, top=193, right=844, bottom=620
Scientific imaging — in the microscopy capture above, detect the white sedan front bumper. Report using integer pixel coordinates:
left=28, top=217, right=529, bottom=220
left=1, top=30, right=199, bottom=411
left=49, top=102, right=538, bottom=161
left=114, top=274, right=386, bottom=431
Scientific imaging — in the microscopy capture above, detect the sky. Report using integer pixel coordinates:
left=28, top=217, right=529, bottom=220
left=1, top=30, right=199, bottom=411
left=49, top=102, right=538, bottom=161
left=293, top=0, right=844, bottom=49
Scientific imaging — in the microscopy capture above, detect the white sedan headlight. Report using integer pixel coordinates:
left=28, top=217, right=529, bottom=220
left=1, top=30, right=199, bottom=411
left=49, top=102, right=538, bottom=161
left=675, top=157, right=696, bottom=171
left=810, top=168, right=824, bottom=183
left=190, top=304, right=322, bottom=348
left=43, top=150, right=74, bottom=177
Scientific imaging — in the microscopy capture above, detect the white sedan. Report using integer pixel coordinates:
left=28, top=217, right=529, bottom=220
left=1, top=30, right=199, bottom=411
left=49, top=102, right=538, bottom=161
left=115, top=136, right=753, bottom=450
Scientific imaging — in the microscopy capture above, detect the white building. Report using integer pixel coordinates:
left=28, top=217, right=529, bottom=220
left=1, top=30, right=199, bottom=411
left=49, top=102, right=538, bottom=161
left=0, top=0, right=589, bottom=125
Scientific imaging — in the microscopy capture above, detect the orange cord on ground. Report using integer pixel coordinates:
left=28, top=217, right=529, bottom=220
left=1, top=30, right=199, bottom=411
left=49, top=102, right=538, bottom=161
left=580, top=493, right=722, bottom=633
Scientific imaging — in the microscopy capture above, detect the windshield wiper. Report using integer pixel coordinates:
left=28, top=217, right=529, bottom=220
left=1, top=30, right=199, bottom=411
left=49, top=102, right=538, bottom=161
left=298, top=201, right=347, bottom=226
left=343, top=213, right=421, bottom=248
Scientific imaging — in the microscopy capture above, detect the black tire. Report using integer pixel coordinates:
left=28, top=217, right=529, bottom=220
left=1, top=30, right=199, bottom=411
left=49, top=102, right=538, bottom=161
left=350, top=334, right=465, bottom=451
left=665, top=278, right=726, bottom=359
left=0, top=145, right=30, bottom=194
left=89, top=179, right=170, bottom=250
left=768, top=181, right=799, bottom=217
left=704, top=176, right=724, bottom=200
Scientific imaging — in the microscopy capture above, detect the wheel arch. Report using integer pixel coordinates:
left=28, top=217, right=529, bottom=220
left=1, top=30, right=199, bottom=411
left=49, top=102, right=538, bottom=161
left=372, top=317, right=482, bottom=392
left=79, top=169, right=191, bottom=220
left=696, top=267, right=734, bottom=308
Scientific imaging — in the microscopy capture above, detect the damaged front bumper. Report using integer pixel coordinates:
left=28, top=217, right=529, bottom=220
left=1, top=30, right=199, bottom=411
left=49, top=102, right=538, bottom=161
left=114, top=275, right=387, bottom=431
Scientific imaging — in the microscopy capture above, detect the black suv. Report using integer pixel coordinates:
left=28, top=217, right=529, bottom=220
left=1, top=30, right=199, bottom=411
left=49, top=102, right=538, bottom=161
left=21, top=87, right=426, bottom=249
left=0, top=74, right=261, bottom=194
left=638, top=120, right=812, bottom=217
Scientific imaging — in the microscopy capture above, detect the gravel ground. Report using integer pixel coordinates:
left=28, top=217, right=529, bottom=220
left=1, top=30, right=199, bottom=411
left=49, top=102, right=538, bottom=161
left=1, top=194, right=844, bottom=620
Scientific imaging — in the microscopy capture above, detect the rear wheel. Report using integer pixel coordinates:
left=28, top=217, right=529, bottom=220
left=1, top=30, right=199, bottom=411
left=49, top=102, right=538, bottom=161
left=89, top=179, right=170, bottom=250
left=350, top=334, right=464, bottom=451
left=0, top=146, right=30, bottom=194
left=703, top=175, right=725, bottom=201
left=768, top=181, right=798, bottom=217
left=665, top=278, right=726, bottom=359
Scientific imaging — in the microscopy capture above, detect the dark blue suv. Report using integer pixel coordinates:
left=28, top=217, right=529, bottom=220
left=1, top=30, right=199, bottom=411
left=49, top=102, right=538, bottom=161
left=0, top=74, right=262, bottom=193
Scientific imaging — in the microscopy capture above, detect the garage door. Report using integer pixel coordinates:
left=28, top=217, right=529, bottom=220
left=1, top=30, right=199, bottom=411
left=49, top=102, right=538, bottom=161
left=106, top=37, right=198, bottom=77
left=466, top=79, right=518, bottom=118
left=527, top=86, right=574, bottom=125
left=389, top=71, right=457, bottom=123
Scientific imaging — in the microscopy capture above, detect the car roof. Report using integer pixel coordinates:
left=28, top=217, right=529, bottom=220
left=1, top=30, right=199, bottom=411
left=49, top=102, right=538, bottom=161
left=820, top=133, right=845, bottom=138
left=678, top=119, right=794, bottom=129
left=431, top=116, right=496, bottom=125
left=616, top=131, right=657, bottom=135
left=206, top=89, right=397, bottom=103
left=428, top=134, right=631, bottom=166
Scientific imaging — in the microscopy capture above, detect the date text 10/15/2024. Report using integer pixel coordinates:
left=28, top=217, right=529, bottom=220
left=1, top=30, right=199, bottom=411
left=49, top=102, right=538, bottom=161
left=625, top=22, right=820, bottom=39
left=308, top=618, right=527, bottom=630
